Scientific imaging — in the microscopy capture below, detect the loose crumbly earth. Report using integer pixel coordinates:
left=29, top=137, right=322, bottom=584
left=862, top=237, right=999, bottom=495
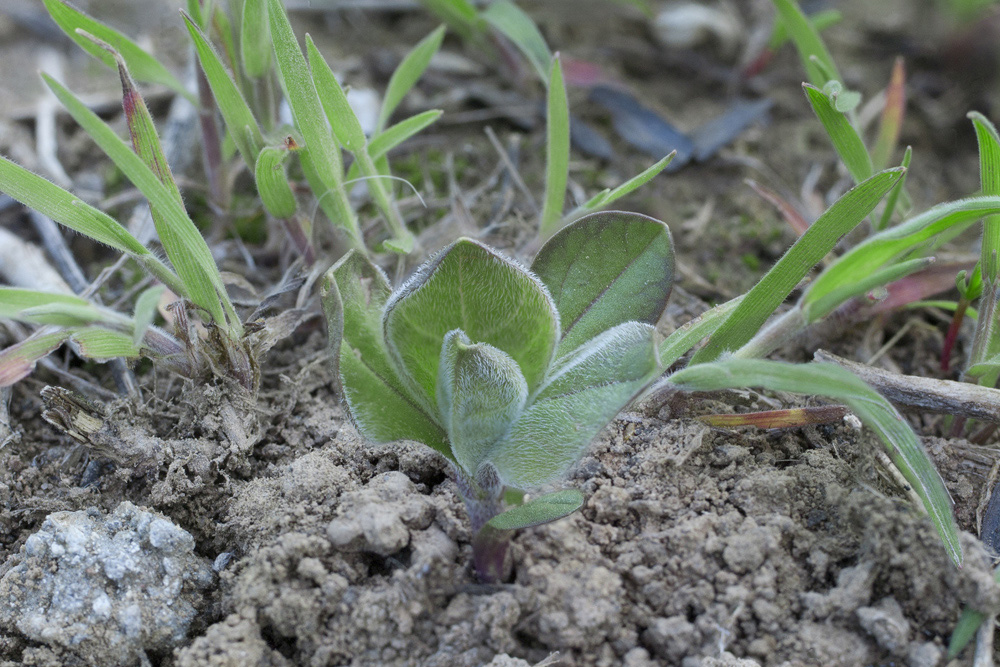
left=3, top=0, right=1000, bottom=665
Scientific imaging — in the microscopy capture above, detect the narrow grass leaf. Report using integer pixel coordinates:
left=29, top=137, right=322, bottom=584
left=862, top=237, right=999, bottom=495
left=417, top=0, right=480, bottom=40
left=0, top=331, right=71, bottom=386
left=971, top=112, right=1000, bottom=282
left=240, top=0, right=271, bottom=78
left=71, top=328, right=143, bottom=360
left=486, top=489, right=585, bottom=531
left=767, top=9, right=841, bottom=50
left=658, top=296, right=742, bottom=368
left=184, top=12, right=265, bottom=170
left=539, top=54, right=570, bottom=236
left=0, top=156, right=182, bottom=294
left=692, top=169, right=903, bottom=363
left=804, top=84, right=872, bottom=184
left=802, top=256, right=933, bottom=322
left=368, top=110, right=443, bottom=160
left=871, top=58, right=906, bottom=171
left=669, top=358, right=963, bottom=567
left=482, top=1, right=551, bottom=84
left=771, top=0, right=841, bottom=86
left=531, top=211, right=674, bottom=356
left=43, top=73, right=236, bottom=331
left=0, top=288, right=94, bottom=319
left=132, top=285, right=164, bottom=347
left=255, top=146, right=297, bottom=218
left=804, top=196, right=1000, bottom=312
left=578, top=153, right=674, bottom=213
left=42, top=0, right=194, bottom=102
left=875, top=146, right=911, bottom=231
left=377, top=25, right=446, bottom=133
left=18, top=302, right=111, bottom=327
left=268, top=0, right=362, bottom=248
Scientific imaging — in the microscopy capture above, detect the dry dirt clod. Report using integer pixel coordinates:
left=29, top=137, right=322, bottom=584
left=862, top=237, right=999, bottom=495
left=0, top=501, right=213, bottom=667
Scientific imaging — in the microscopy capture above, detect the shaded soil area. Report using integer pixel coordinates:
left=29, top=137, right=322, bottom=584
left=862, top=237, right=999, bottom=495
left=4, top=1, right=1000, bottom=666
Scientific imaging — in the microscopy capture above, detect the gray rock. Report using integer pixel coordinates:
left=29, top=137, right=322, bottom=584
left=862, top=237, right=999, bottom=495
left=0, top=501, right=213, bottom=666
left=856, top=597, right=911, bottom=654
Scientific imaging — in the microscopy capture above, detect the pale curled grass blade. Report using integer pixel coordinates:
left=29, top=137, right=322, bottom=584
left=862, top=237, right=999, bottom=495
left=804, top=84, right=872, bottom=184
left=183, top=12, right=265, bottom=171
left=668, top=358, right=963, bottom=567
left=132, top=285, right=165, bottom=347
left=539, top=54, right=569, bottom=237
left=691, top=168, right=903, bottom=363
left=0, top=156, right=182, bottom=295
left=43, top=72, right=237, bottom=333
left=268, top=0, right=362, bottom=249
left=377, top=25, right=446, bottom=134
left=42, top=0, right=194, bottom=102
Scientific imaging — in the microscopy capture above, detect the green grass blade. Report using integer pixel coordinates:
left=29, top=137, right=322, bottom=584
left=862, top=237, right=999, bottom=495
left=768, top=8, right=841, bottom=50
left=18, top=302, right=112, bottom=327
left=43, top=73, right=236, bottom=332
left=377, top=25, right=446, bottom=133
left=804, top=196, right=1000, bottom=312
left=0, top=288, right=95, bottom=319
left=669, top=358, right=962, bottom=567
left=368, top=110, right=443, bottom=160
left=948, top=565, right=1000, bottom=659
left=133, top=285, right=165, bottom=347
left=578, top=153, right=674, bottom=213
left=482, top=0, right=552, bottom=84
left=539, top=54, right=570, bottom=236
left=802, top=256, right=933, bottom=322
left=268, top=0, right=362, bottom=249
left=183, top=12, right=265, bottom=171
left=875, top=146, right=911, bottom=231
left=692, top=169, right=903, bottom=363
left=42, top=0, right=194, bottom=103
left=417, top=0, right=481, bottom=39
left=71, top=328, right=143, bottom=360
left=0, top=331, right=71, bottom=386
left=659, top=296, right=743, bottom=368
left=240, top=0, right=272, bottom=78
left=255, top=146, right=297, bottom=218
left=804, top=84, right=872, bottom=184
left=971, top=113, right=1000, bottom=282
left=771, top=0, right=841, bottom=87
left=0, top=156, right=182, bottom=295
left=308, top=36, right=414, bottom=253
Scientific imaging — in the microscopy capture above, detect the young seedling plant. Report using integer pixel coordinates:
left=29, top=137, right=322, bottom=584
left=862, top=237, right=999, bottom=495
left=323, top=210, right=674, bottom=582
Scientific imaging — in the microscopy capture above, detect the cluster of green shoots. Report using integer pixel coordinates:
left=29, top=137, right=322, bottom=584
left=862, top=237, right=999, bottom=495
left=1, top=0, right=1000, bottom=597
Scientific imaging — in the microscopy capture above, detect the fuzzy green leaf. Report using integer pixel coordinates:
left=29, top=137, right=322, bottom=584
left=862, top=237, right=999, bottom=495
left=377, top=25, right=446, bottom=133
left=490, top=322, right=659, bottom=489
left=184, top=12, right=265, bottom=171
left=532, top=211, right=675, bottom=356
left=368, top=110, right=443, bottom=160
left=803, top=196, right=1000, bottom=313
left=43, top=73, right=237, bottom=333
left=668, top=358, right=962, bottom=567
left=255, top=146, right=297, bottom=218
left=322, top=251, right=449, bottom=456
left=804, top=84, right=872, bottom=184
left=0, top=156, right=182, bottom=295
left=240, top=0, right=272, bottom=78
left=18, top=302, right=110, bottom=327
left=539, top=54, right=569, bottom=235
left=486, top=489, right=584, bottom=531
left=70, top=328, right=142, bottom=360
left=482, top=0, right=551, bottom=84
left=307, top=36, right=367, bottom=153
left=42, top=0, right=193, bottom=102
left=438, top=330, right=528, bottom=477
left=0, top=331, right=70, bottom=386
left=384, top=239, right=559, bottom=407
left=0, top=288, right=93, bottom=320
left=692, top=169, right=903, bottom=363
left=971, top=112, right=1000, bottom=282
left=133, top=285, right=164, bottom=347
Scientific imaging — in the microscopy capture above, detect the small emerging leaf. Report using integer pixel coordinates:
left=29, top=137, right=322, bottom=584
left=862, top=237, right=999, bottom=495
left=368, top=110, right=443, bottom=160
left=384, top=239, right=560, bottom=405
left=539, top=54, right=570, bottom=236
left=578, top=153, right=674, bottom=213
left=805, top=83, right=872, bottom=184
left=532, top=211, right=675, bottom=356
left=482, top=0, right=551, bottom=84
left=255, top=145, right=298, bottom=218
left=486, top=489, right=585, bottom=531
left=133, top=285, right=165, bottom=347
left=377, top=25, right=446, bottom=133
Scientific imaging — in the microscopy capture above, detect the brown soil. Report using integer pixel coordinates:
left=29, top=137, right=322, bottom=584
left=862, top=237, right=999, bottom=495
left=4, top=1, right=1000, bottom=666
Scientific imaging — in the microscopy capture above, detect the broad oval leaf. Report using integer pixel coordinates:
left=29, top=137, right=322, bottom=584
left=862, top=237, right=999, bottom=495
left=438, top=330, right=528, bottom=478
left=322, top=252, right=449, bottom=457
left=531, top=211, right=674, bottom=356
left=489, top=321, right=659, bottom=489
left=486, top=489, right=584, bottom=531
left=384, top=239, right=559, bottom=406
